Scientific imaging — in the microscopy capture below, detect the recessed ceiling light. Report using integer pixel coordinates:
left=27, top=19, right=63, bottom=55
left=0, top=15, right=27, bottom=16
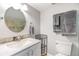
left=51, top=3, right=56, bottom=5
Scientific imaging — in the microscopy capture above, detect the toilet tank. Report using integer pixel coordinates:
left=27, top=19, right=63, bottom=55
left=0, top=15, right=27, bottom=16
left=56, top=41, right=72, bottom=56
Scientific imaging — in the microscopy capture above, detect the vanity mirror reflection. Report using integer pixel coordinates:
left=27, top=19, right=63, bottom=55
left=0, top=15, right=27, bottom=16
left=4, top=7, right=26, bottom=32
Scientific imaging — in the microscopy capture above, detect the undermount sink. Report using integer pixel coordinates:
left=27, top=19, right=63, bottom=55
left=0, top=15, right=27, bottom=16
left=7, top=42, right=21, bottom=48
left=6, top=39, right=32, bottom=48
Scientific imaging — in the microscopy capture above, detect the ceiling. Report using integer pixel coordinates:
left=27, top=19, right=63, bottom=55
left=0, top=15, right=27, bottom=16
left=28, top=3, right=58, bottom=12
left=28, top=3, right=79, bottom=12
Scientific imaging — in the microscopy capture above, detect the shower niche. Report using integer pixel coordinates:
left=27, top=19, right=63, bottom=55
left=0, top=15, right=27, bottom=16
left=53, top=10, right=77, bottom=36
left=53, top=13, right=64, bottom=32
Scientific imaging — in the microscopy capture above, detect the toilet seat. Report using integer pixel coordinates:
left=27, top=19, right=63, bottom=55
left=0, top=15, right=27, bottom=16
left=56, top=53, right=66, bottom=56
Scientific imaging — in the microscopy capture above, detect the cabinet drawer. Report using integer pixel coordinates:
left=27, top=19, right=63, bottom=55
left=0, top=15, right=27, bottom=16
left=13, top=42, right=41, bottom=56
left=30, top=43, right=41, bottom=56
left=13, top=48, right=29, bottom=56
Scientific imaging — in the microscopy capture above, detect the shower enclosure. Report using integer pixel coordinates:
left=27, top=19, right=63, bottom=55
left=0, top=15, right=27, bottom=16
left=53, top=10, right=79, bottom=56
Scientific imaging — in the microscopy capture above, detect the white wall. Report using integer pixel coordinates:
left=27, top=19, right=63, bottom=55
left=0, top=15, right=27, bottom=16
left=26, top=4, right=40, bottom=35
left=0, top=3, right=40, bottom=38
left=40, top=3, right=79, bottom=55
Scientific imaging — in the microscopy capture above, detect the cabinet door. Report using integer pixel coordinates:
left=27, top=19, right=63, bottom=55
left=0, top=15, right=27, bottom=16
left=27, top=43, right=41, bottom=56
left=62, top=10, right=76, bottom=35
left=26, top=49, right=34, bottom=56
left=13, top=48, right=29, bottom=56
left=32, top=43, right=41, bottom=56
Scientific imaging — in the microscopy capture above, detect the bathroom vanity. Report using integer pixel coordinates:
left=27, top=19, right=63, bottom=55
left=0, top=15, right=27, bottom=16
left=0, top=38, right=41, bottom=56
left=0, top=5, right=41, bottom=56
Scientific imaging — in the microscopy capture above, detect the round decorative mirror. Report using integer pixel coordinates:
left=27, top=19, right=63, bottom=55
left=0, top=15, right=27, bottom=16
left=4, top=7, right=26, bottom=32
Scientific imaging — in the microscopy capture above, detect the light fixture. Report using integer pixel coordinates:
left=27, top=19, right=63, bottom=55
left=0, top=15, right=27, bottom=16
left=11, top=3, right=22, bottom=10
left=21, top=4, right=28, bottom=11
left=51, top=3, right=56, bottom=5
left=11, top=3, right=28, bottom=11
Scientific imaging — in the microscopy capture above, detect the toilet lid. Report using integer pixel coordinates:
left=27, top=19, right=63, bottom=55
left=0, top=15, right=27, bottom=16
left=56, top=53, right=66, bottom=56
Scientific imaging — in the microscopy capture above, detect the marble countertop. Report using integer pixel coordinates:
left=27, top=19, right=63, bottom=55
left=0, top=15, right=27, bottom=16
left=0, top=38, right=40, bottom=56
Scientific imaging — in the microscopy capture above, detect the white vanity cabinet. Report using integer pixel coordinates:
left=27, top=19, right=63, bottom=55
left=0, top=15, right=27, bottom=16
left=13, top=42, right=41, bottom=56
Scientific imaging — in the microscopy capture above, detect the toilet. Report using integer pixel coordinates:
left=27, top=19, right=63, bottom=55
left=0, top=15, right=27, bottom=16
left=56, top=41, right=72, bottom=56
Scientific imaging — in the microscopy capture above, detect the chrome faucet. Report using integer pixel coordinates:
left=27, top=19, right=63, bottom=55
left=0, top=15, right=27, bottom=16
left=13, top=37, right=17, bottom=41
left=13, top=36, right=21, bottom=41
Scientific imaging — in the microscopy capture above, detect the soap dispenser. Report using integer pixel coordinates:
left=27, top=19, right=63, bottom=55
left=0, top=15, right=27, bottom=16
left=29, top=22, right=34, bottom=38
